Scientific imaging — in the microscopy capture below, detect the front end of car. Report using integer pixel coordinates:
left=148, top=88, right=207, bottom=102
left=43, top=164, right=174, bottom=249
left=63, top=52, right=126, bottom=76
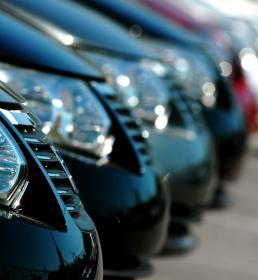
left=0, top=82, right=103, bottom=279
left=0, top=7, right=170, bottom=278
left=4, top=0, right=218, bottom=253
left=82, top=49, right=217, bottom=251
left=0, top=62, right=169, bottom=279
left=139, top=0, right=258, bottom=133
left=147, top=39, right=247, bottom=203
left=84, top=0, right=248, bottom=210
left=80, top=48, right=215, bottom=210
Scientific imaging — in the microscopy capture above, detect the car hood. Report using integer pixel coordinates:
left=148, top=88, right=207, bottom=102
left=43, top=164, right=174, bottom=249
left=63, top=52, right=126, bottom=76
left=84, top=0, right=203, bottom=48
left=0, top=0, right=156, bottom=60
left=0, top=7, right=102, bottom=79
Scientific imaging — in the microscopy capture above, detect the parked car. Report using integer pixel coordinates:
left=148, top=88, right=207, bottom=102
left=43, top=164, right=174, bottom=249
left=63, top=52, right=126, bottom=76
left=0, top=82, right=103, bottom=279
left=140, top=0, right=258, bottom=132
left=0, top=6, right=169, bottom=278
left=83, top=0, right=247, bottom=209
left=198, top=0, right=258, bottom=118
left=4, top=0, right=219, bottom=253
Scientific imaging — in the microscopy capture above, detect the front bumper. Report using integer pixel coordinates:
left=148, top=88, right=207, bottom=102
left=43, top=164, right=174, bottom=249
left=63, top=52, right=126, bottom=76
left=0, top=210, right=101, bottom=280
left=148, top=126, right=216, bottom=208
left=61, top=153, right=169, bottom=276
left=204, top=103, right=247, bottom=180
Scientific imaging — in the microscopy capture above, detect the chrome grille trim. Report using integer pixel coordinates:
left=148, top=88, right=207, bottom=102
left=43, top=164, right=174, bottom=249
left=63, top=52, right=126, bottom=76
left=14, top=115, right=81, bottom=217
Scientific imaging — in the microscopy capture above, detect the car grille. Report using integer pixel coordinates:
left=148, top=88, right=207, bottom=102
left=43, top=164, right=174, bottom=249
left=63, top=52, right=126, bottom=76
left=15, top=120, right=82, bottom=218
left=90, top=82, right=151, bottom=166
left=163, top=75, right=206, bottom=131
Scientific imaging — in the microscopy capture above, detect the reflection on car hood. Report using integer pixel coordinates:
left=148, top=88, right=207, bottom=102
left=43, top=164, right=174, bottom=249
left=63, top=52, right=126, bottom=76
left=0, top=7, right=102, bottom=79
left=0, top=0, right=156, bottom=59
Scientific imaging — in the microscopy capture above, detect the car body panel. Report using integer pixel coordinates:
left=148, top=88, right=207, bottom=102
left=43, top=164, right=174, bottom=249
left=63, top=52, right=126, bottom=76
left=82, top=0, right=247, bottom=182
left=0, top=87, right=102, bottom=279
left=84, top=0, right=201, bottom=47
left=4, top=0, right=217, bottom=215
left=1, top=0, right=150, bottom=59
left=140, top=0, right=258, bottom=132
left=63, top=156, right=169, bottom=257
left=0, top=7, right=169, bottom=277
left=0, top=8, right=102, bottom=79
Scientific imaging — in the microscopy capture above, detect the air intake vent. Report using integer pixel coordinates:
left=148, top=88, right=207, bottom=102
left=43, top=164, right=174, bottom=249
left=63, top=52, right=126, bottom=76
left=163, top=76, right=205, bottom=131
left=90, top=82, right=152, bottom=166
left=15, top=122, right=82, bottom=218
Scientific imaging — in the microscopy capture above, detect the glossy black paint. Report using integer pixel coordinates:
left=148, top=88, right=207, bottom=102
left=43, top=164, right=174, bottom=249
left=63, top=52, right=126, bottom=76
left=205, top=105, right=247, bottom=179
left=80, top=0, right=247, bottom=182
left=4, top=0, right=217, bottom=221
left=148, top=127, right=214, bottom=207
left=0, top=86, right=102, bottom=279
left=82, top=0, right=201, bottom=47
left=63, top=156, right=168, bottom=258
left=0, top=8, right=101, bottom=79
left=0, top=0, right=149, bottom=59
left=59, top=79, right=169, bottom=263
left=0, top=8, right=169, bottom=277
left=0, top=216, right=100, bottom=280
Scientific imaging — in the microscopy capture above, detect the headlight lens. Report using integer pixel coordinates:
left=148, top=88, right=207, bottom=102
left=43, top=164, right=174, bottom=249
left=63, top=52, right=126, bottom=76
left=0, top=63, right=114, bottom=159
left=145, top=40, right=218, bottom=108
left=0, top=123, right=26, bottom=201
left=80, top=51, right=170, bottom=130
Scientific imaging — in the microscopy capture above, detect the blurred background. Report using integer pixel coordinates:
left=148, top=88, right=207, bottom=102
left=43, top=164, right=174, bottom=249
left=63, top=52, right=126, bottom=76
left=138, top=0, right=258, bottom=279
left=1, top=0, right=258, bottom=279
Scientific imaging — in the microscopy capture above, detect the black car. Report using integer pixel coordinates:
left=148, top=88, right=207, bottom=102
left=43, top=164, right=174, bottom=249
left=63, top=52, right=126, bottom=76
left=3, top=0, right=219, bottom=253
left=81, top=0, right=247, bottom=208
left=0, top=6, right=169, bottom=278
left=0, top=82, right=102, bottom=279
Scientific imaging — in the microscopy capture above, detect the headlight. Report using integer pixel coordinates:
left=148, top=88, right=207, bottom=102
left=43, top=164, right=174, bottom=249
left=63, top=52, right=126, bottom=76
left=79, top=51, right=170, bottom=130
left=0, top=63, right=114, bottom=159
left=0, top=122, right=26, bottom=204
left=144, top=40, right=218, bottom=108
